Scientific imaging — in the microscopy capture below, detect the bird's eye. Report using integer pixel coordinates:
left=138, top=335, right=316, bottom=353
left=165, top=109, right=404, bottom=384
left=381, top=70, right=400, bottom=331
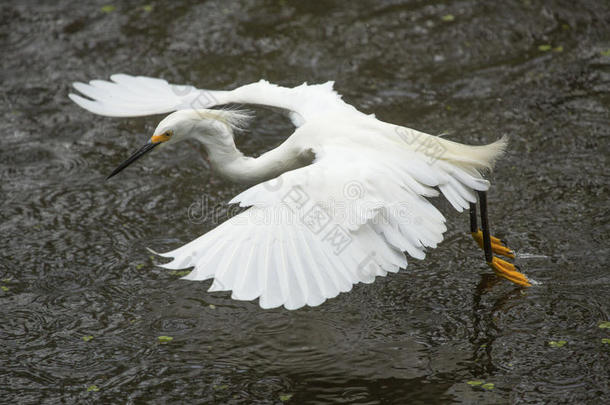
left=165, top=131, right=172, bottom=137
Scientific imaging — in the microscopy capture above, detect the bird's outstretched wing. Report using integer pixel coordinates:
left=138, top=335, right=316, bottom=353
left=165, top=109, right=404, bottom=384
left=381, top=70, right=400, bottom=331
left=69, top=74, right=353, bottom=126
left=157, top=134, right=492, bottom=310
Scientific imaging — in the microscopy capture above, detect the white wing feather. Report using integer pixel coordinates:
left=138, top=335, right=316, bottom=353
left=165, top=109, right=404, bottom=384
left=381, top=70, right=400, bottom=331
left=69, top=74, right=353, bottom=125
left=158, top=133, right=493, bottom=309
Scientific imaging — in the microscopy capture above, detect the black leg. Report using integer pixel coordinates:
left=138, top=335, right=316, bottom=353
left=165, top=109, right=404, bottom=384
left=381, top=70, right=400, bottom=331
left=477, top=191, right=493, bottom=263
left=469, top=191, right=530, bottom=286
left=469, top=202, right=478, bottom=234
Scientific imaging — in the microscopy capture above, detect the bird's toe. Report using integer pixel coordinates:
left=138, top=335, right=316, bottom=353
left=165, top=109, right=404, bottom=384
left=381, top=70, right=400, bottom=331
left=487, top=257, right=531, bottom=287
left=471, top=230, right=515, bottom=259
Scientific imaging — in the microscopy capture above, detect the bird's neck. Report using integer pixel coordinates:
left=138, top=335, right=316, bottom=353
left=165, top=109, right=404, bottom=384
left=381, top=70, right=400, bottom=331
left=194, top=127, right=309, bottom=185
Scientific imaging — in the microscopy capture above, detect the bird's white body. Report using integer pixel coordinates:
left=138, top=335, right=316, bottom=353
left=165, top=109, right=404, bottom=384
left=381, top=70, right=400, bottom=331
left=70, top=75, right=507, bottom=309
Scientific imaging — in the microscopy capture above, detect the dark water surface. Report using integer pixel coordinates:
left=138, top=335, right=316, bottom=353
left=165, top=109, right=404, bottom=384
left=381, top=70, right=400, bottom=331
left=1, top=1, right=609, bottom=403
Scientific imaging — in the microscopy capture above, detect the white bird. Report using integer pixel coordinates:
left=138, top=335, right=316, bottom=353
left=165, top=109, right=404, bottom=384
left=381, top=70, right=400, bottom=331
left=70, top=74, right=531, bottom=310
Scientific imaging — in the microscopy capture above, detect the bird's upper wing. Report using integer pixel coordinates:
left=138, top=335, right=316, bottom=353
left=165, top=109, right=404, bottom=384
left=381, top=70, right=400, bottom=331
left=156, top=129, right=492, bottom=310
left=69, top=74, right=353, bottom=126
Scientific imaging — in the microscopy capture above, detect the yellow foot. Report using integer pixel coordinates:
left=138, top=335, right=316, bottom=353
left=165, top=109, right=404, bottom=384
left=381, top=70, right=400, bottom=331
left=471, top=230, right=515, bottom=259
left=487, top=257, right=531, bottom=287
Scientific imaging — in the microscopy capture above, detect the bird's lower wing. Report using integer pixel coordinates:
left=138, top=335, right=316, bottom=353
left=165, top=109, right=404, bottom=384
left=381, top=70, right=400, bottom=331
left=157, top=144, right=490, bottom=309
left=158, top=206, right=406, bottom=310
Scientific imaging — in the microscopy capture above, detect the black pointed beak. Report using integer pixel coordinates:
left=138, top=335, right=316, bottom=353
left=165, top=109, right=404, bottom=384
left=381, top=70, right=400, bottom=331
left=106, top=141, right=160, bottom=180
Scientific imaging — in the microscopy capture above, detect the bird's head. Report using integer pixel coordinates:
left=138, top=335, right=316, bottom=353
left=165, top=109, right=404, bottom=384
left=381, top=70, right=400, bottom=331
left=106, top=109, right=251, bottom=179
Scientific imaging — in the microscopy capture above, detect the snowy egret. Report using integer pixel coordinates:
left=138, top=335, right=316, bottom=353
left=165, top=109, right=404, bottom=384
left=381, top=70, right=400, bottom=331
left=70, top=74, right=531, bottom=310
